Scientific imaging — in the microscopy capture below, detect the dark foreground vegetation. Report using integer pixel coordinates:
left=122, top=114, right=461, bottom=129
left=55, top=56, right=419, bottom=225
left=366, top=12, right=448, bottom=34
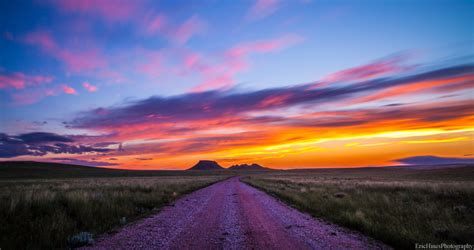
left=0, top=162, right=228, bottom=249
left=243, top=165, right=474, bottom=249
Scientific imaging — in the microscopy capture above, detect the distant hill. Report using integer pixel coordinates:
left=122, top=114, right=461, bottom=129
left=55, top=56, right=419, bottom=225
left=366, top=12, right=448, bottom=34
left=228, top=163, right=270, bottom=171
left=0, top=161, right=120, bottom=179
left=188, top=160, right=225, bottom=170
left=0, top=161, right=229, bottom=179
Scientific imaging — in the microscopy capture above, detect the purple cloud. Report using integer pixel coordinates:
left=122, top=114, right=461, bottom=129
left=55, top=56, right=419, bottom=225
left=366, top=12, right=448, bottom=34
left=17, top=132, right=73, bottom=143
left=52, top=158, right=119, bottom=167
left=0, top=132, right=112, bottom=158
left=395, top=155, right=474, bottom=165
left=68, top=63, right=473, bottom=129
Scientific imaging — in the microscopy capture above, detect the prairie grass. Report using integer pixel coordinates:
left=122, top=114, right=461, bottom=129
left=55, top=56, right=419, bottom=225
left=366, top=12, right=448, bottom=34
left=243, top=167, right=474, bottom=249
left=0, top=176, right=226, bottom=249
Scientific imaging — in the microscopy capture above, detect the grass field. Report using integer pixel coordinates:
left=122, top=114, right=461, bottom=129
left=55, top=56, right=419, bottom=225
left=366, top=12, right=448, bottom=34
left=243, top=165, right=474, bottom=249
left=0, top=171, right=228, bottom=249
left=2, top=161, right=473, bottom=249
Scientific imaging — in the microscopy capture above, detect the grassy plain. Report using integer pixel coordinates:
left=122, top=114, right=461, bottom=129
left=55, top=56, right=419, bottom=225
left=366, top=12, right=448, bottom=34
left=243, top=165, right=474, bottom=249
left=2, top=161, right=473, bottom=249
left=0, top=162, right=228, bottom=249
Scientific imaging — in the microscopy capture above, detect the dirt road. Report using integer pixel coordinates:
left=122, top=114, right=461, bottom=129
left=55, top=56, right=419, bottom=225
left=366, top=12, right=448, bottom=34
left=85, top=177, right=388, bottom=249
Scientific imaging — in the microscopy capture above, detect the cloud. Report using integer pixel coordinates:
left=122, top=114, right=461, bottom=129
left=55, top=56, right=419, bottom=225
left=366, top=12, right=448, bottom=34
left=58, top=50, right=107, bottom=73
left=166, top=15, right=205, bottom=45
left=23, top=30, right=56, bottom=51
left=23, top=30, right=107, bottom=73
left=0, top=71, right=54, bottom=89
left=49, top=0, right=141, bottom=22
left=183, top=53, right=200, bottom=70
left=7, top=56, right=469, bottom=166
left=282, top=100, right=474, bottom=128
left=145, top=14, right=167, bottom=34
left=395, top=155, right=474, bottom=165
left=82, top=82, right=98, bottom=92
left=16, top=132, right=73, bottom=143
left=345, top=74, right=473, bottom=105
left=52, top=158, right=119, bottom=167
left=321, top=53, right=413, bottom=84
left=9, top=88, right=57, bottom=105
left=0, top=132, right=112, bottom=158
left=107, top=131, right=271, bottom=157
left=191, top=74, right=235, bottom=93
left=135, top=157, right=153, bottom=161
left=57, top=59, right=474, bottom=165
left=225, top=34, right=302, bottom=58
left=136, top=50, right=163, bottom=78
left=62, top=85, right=78, bottom=95
left=69, top=63, right=473, bottom=129
left=246, top=0, right=280, bottom=21
left=7, top=84, right=85, bottom=105
left=190, top=34, right=303, bottom=92
left=0, top=120, right=48, bottom=134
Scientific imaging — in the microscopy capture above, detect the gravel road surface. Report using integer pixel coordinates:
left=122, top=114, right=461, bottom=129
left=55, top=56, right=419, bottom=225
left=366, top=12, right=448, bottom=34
left=84, top=177, right=389, bottom=249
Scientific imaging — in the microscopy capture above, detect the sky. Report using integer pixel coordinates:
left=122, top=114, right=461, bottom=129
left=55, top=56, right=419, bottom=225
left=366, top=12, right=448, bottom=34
left=0, top=0, right=473, bottom=169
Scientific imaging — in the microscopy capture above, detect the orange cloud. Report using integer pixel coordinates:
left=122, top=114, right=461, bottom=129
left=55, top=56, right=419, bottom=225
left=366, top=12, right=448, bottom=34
left=62, top=85, right=77, bottom=95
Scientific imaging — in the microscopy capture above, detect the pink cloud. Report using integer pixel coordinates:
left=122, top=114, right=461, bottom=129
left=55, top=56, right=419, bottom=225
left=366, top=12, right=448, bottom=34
left=82, top=82, right=98, bottom=92
left=166, top=15, right=205, bottom=45
left=246, top=0, right=280, bottom=21
left=183, top=51, right=248, bottom=93
left=62, top=85, right=78, bottom=95
left=65, top=19, right=94, bottom=34
left=23, top=30, right=56, bottom=51
left=0, top=73, right=28, bottom=89
left=145, top=14, right=167, bottom=34
left=184, top=53, right=200, bottom=69
left=0, top=72, right=54, bottom=89
left=6, top=80, right=83, bottom=105
left=191, top=73, right=234, bottom=92
left=97, top=70, right=128, bottom=84
left=322, top=53, right=413, bottom=84
left=189, top=35, right=303, bottom=92
left=23, top=30, right=107, bottom=73
left=136, top=50, right=163, bottom=78
left=11, top=91, right=47, bottom=106
left=10, top=87, right=58, bottom=105
left=50, top=0, right=140, bottom=22
left=57, top=49, right=107, bottom=73
left=225, top=34, right=303, bottom=58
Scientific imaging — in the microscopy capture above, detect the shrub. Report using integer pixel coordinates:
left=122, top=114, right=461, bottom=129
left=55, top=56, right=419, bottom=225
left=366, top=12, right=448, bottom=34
left=67, top=232, right=94, bottom=248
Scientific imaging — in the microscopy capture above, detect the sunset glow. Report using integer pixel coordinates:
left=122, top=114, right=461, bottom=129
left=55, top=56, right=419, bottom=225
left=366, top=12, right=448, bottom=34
left=1, top=0, right=472, bottom=169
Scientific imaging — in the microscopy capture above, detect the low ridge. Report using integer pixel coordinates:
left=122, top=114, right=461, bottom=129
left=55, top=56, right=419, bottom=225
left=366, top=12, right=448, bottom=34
left=228, top=163, right=269, bottom=170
